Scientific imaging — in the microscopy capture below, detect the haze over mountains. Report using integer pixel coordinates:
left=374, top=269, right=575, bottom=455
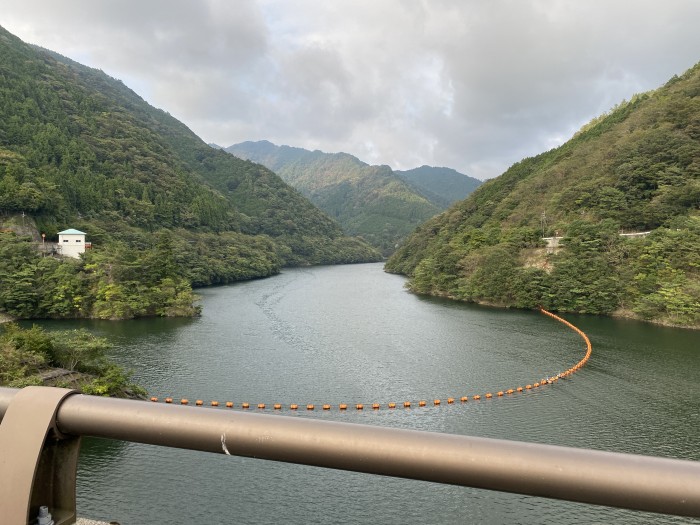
left=394, top=166, right=482, bottom=208
left=225, top=141, right=480, bottom=254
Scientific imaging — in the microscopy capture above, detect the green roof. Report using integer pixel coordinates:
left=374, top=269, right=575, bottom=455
left=58, top=229, right=86, bottom=235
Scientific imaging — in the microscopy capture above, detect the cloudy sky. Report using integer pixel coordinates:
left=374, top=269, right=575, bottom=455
left=2, top=1, right=699, bottom=179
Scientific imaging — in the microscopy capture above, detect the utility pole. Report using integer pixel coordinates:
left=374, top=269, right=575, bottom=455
left=540, top=211, right=547, bottom=238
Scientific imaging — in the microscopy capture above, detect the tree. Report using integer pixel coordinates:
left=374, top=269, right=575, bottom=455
left=50, top=329, right=110, bottom=372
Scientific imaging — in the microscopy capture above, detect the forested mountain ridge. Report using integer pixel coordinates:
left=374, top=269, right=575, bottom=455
left=386, top=62, right=700, bottom=327
left=226, top=141, right=445, bottom=255
left=0, top=26, right=379, bottom=321
left=394, top=166, right=481, bottom=207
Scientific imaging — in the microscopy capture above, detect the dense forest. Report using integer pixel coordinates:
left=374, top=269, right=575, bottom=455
left=226, top=140, right=448, bottom=255
left=387, top=62, right=700, bottom=328
left=0, top=26, right=380, bottom=321
left=0, top=322, right=143, bottom=396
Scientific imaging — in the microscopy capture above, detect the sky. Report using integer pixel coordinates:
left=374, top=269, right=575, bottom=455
left=2, top=1, right=699, bottom=180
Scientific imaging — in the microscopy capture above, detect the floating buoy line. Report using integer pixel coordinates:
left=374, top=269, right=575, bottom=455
left=150, top=308, right=592, bottom=411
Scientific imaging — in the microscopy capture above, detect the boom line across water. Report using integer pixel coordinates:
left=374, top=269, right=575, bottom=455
left=149, top=308, right=592, bottom=411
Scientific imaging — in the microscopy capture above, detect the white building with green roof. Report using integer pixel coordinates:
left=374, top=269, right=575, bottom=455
left=57, top=229, right=87, bottom=258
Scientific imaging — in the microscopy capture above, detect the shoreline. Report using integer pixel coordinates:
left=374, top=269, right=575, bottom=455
left=609, top=307, right=700, bottom=330
left=406, top=287, right=699, bottom=331
left=3, top=270, right=698, bottom=330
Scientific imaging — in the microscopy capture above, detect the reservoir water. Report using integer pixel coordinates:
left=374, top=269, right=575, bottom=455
left=33, top=263, right=699, bottom=524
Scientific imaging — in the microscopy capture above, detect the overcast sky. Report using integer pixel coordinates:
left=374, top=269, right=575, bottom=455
left=2, top=1, right=699, bottom=180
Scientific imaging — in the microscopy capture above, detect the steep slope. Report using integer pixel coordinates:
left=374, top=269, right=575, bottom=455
left=226, top=141, right=442, bottom=255
left=386, top=62, right=700, bottom=327
left=0, top=26, right=380, bottom=321
left=395, top=166, right=481, bottom=207
left=0, top=26, right=379, bottom=269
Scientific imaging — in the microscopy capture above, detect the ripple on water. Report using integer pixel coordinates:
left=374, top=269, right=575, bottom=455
left=34, top=264, right=699, bottom=524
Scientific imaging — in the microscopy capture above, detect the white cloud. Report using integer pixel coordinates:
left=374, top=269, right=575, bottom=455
left=2, top=0, right=699, bottom=179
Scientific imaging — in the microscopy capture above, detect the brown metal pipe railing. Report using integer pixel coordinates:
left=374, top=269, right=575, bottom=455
left=1, top=386, right=700, bottom=518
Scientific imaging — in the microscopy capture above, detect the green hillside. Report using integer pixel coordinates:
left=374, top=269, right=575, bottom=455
left=0, top=26, right=379, bottom=320
left=226, top=141, right=443, bottom=255
left=395, top=166, right=481, bottom=207
left=386, top=62, right=700, bottom=327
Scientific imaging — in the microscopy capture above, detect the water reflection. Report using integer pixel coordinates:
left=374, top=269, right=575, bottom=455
left=26, top=263, right=700, bottom=524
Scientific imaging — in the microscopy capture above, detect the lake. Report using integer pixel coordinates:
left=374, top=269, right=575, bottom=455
left=32, top=263, right=700, bottom=524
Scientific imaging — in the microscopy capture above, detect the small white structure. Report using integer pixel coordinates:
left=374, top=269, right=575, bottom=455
left=619, top=231, right=652, bottom=238
left=57, top=228, right=87, bottom=258
left=542, top=236, right=563, bottom=254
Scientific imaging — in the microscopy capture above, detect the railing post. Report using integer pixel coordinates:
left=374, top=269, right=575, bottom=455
left=0, top=387, right=80, bottom=525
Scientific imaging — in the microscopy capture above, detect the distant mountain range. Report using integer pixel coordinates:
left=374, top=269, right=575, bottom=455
left=224, top=141, right=480, bottom=255
left=395, top=166, right=482, bottom=208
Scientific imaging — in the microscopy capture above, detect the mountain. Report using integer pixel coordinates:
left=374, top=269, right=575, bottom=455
left=395, top=166, right=481, bottom=207
left=0, top=26, right=379, bottom=321
left=0, top=26, right=379, bottom=269
left=225, top=141, right=443, bottom=255
left=386, top=62, right=700, bottom=328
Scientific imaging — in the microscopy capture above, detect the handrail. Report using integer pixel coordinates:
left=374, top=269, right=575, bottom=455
left=1, top=386, right=700, bottom=520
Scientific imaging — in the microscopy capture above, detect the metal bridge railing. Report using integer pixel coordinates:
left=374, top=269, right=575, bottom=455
left=1, top=386, right=699, bottom=524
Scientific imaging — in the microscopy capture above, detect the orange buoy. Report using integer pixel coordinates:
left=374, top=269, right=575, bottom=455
left=153, top=308, right=592, bottom=417
left=290, top=404, right=299, bottom=410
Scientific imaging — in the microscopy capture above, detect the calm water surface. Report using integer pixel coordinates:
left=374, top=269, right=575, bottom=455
left=34, top=263, right=700, bottom=524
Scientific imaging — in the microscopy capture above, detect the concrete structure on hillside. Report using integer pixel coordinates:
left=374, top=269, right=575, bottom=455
left=619, top=231, right=652, bottom=238
left=57, top=229, right=88, bottom=258
left=542, top=236, right=563, bottom=254
left=542, top=231, right=652, bottom=254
